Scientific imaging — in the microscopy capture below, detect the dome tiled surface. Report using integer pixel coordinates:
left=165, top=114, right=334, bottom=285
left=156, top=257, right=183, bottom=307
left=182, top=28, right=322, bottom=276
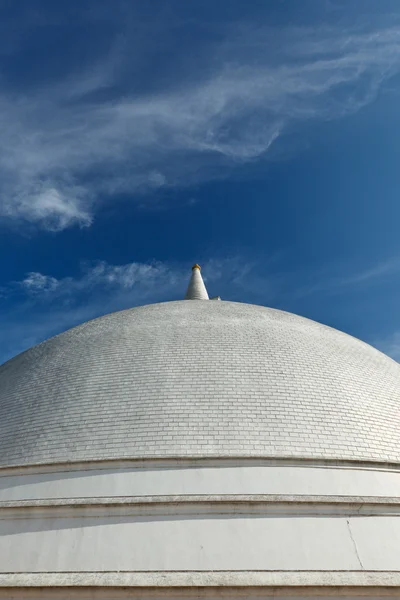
left=0, top=300, right=399, bottom=467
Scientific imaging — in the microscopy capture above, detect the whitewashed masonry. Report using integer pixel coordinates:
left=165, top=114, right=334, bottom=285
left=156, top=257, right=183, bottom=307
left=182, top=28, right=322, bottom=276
left=1, top=271, right=400, bottom=598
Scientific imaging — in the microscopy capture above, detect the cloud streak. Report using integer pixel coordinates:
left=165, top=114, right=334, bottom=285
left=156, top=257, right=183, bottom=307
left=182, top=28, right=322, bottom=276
left=2, top=253, right=399, bottom=364
left=0, top=260, right=184, bottom=365
left=295, top=256, right=400, bottom=298
left=18, top=260, right=177, bottom=300
left=0, top=256, right=279, bottom=364
left=374, top=331, right=400, bottom=362
left=1, top=21, right=400, bottom=230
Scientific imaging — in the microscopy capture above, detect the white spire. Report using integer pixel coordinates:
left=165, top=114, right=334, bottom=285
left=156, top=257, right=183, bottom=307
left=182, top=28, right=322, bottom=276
left=185, top=264, right=209, bottom=300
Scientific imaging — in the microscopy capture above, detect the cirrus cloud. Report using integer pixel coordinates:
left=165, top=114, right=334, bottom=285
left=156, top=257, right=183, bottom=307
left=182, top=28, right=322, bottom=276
left=0, top=20, right=400, bottom=230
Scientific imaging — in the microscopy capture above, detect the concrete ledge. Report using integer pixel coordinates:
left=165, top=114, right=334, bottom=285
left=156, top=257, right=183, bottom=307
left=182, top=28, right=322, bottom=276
left=1, top=571, right=400, bottom=588
left=1, top=456, right=400, bottom=476
left=1, top=494, right=400, bottom=518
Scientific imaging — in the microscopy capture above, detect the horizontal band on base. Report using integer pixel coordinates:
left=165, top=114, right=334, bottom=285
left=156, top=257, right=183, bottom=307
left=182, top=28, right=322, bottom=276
left=1, top=456, right=400, bottom=477
left=1, top=570, right=400, bottom=588
left=1, top=494, right=400, bottom=518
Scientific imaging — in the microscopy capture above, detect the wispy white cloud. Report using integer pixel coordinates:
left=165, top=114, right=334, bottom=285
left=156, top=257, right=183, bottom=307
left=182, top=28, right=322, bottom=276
left=21, top=272, right=59, bottom=294
left=2, top=253, right=399, bottom=364
left=0, top=256, right=279, bottom=364
left=14, top=256, right=276, bottom=302
left=0, top=260, right=179, bottom=365
left=10, top=184, right=93, bottom=231
left=341, top=257, right=400, bottom=285
left=296, top=256, right=400, bottom=298
left=15, top=260, right=178, bottom=303
left=373, top=331, right=400, bottom=362
left=0, top=21, right=400, bottom=230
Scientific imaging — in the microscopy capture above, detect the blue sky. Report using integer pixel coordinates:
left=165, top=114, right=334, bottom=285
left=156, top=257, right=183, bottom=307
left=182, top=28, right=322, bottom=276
left=1, top=0, right=400, bottom=364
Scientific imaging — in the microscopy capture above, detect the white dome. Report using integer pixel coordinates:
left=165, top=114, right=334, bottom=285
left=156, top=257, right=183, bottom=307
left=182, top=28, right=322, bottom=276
left=2, top=296, right=400, bottom=592
left=0, top=299, right=399, bottom=468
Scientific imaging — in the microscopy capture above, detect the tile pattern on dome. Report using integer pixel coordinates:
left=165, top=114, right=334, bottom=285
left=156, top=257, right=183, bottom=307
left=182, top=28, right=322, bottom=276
left=0, top=301, right=399, bottom=467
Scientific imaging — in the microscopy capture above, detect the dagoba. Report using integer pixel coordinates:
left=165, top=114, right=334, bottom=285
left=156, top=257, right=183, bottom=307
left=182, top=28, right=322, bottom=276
left=0, top=264, right=400, bottom=598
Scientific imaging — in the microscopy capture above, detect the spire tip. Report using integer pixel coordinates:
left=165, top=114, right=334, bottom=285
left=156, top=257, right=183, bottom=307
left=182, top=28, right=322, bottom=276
left=185, top=264, right=209, bottom=300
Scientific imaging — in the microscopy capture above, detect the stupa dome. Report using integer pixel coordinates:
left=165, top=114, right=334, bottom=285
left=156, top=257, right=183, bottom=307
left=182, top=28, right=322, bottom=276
left=0, top=298, right=399, bottom=468
left=2, top=266, right=400, bottom=596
